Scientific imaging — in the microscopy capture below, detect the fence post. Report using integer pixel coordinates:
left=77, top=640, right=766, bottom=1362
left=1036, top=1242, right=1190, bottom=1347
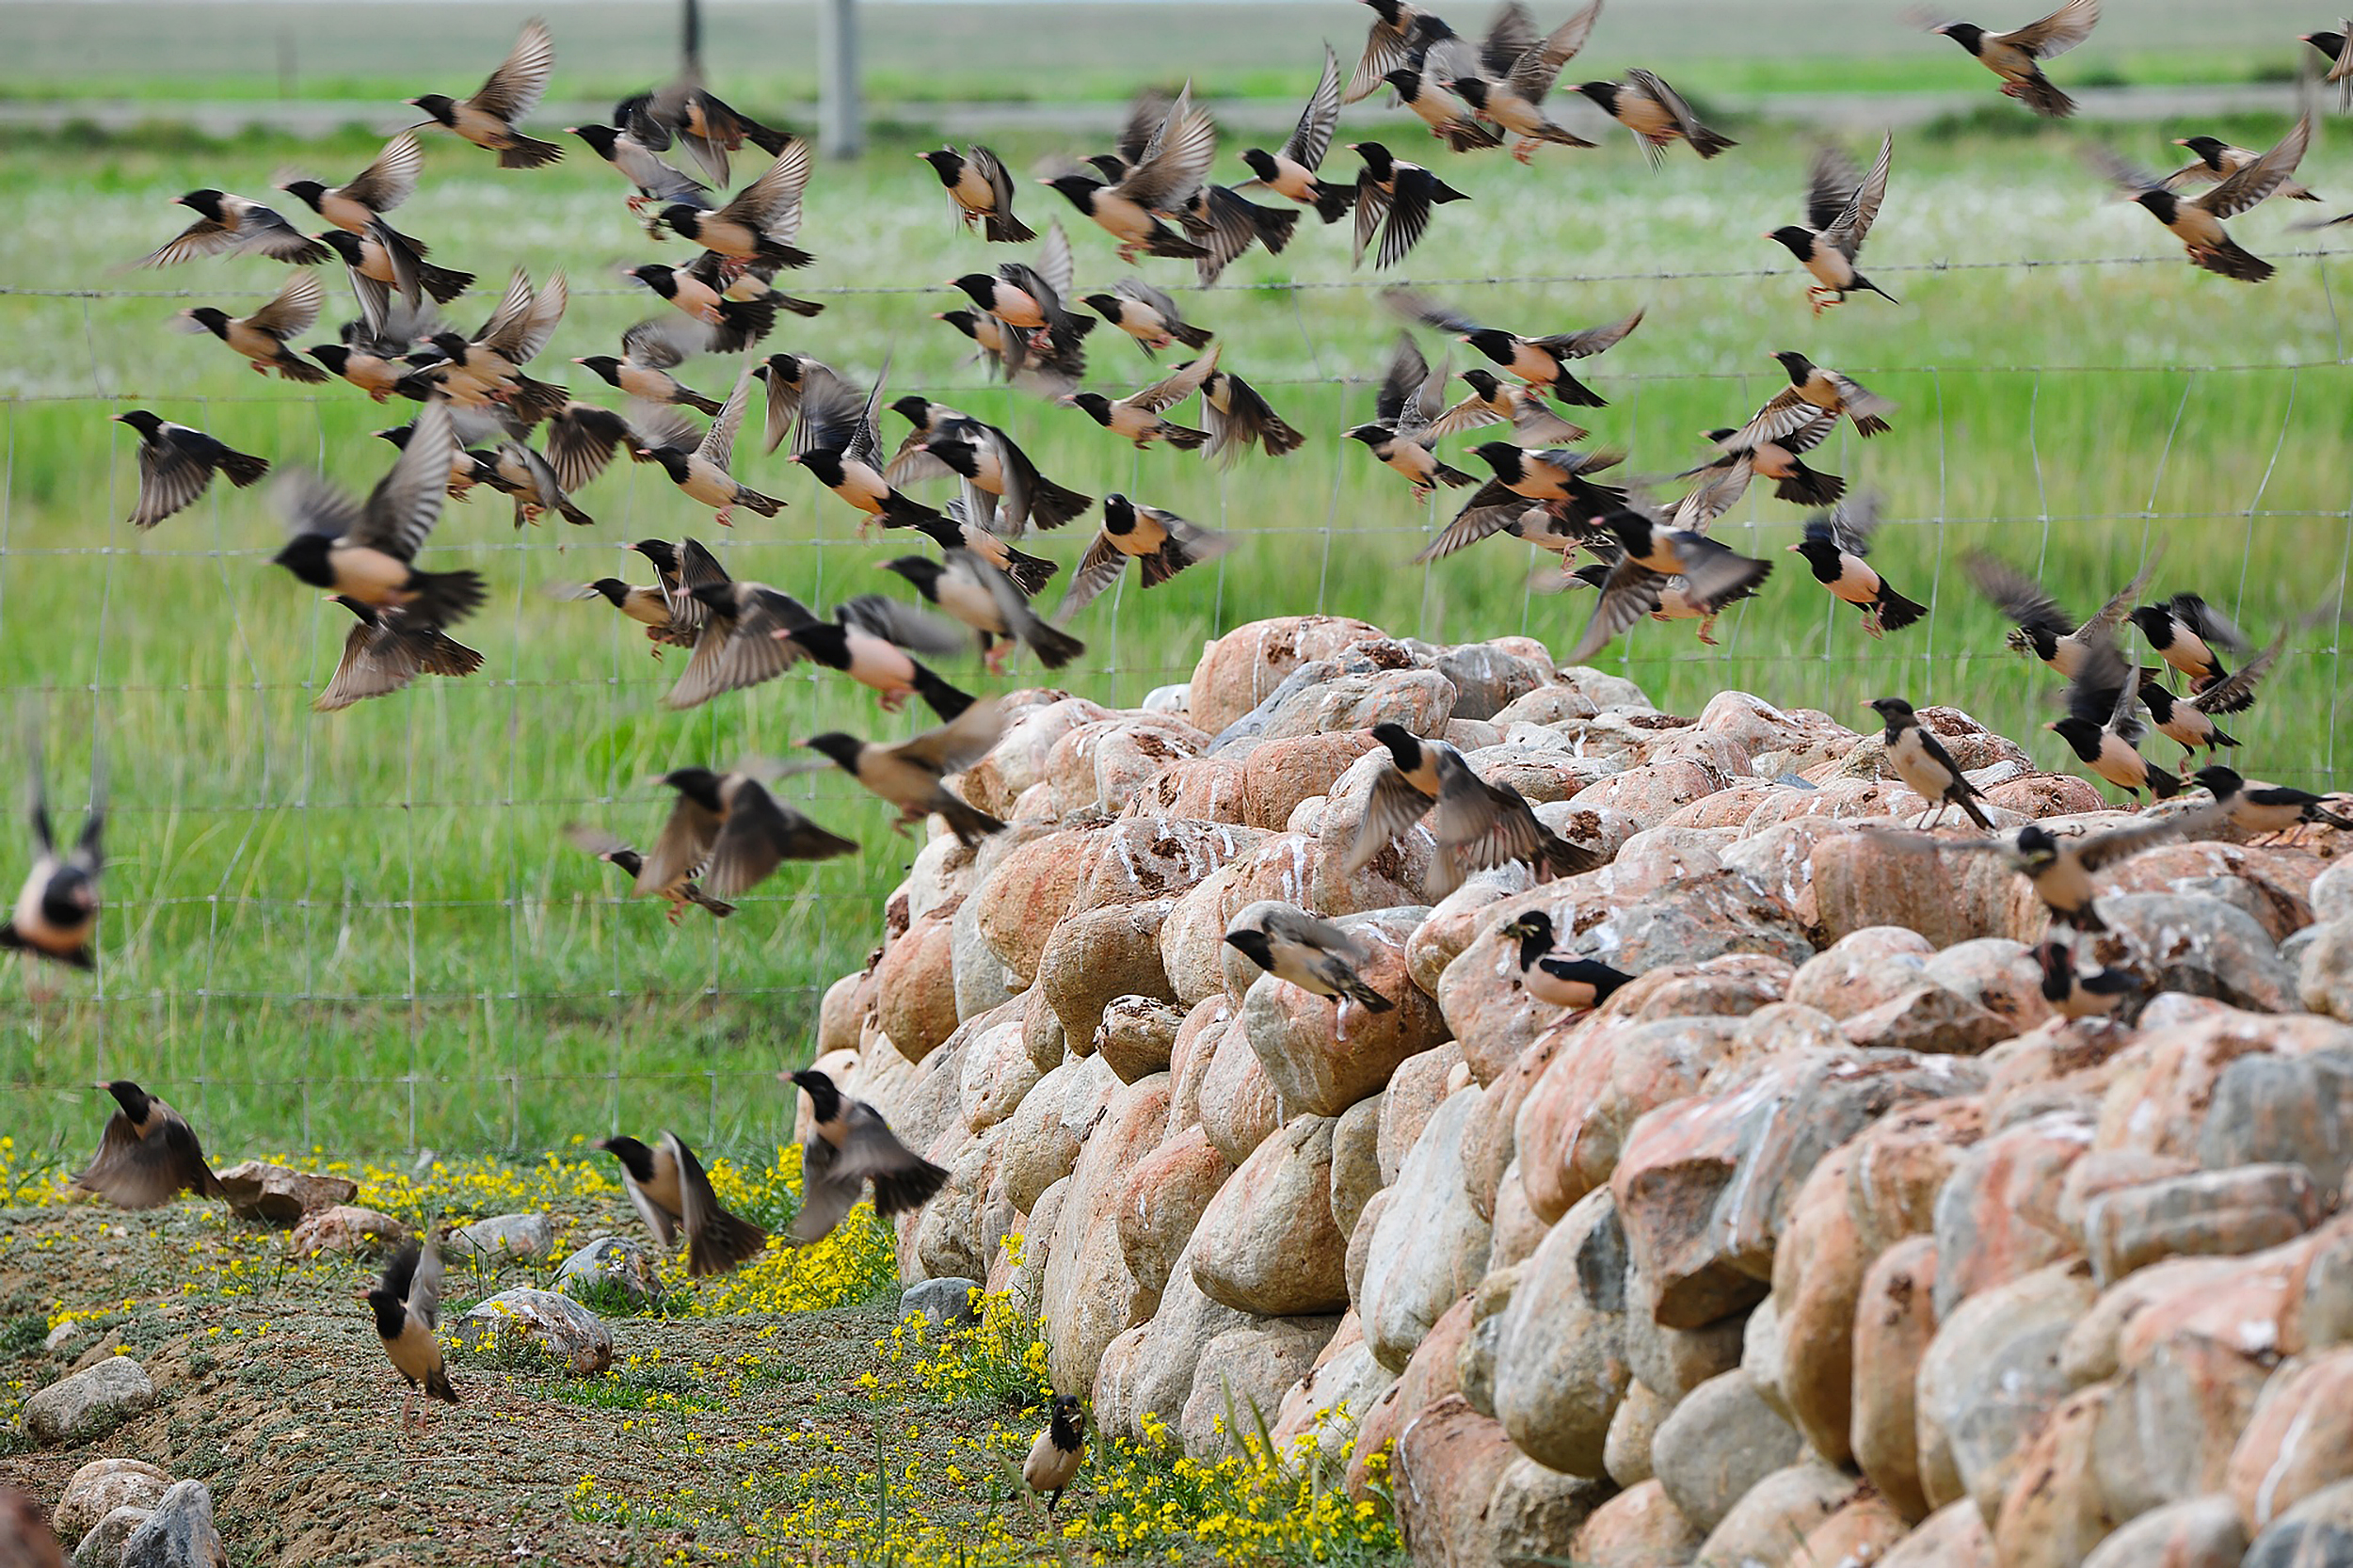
left=819, top=0, right=863, bottom=160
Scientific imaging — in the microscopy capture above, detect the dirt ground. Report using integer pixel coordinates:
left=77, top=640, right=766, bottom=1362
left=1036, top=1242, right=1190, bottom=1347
left=0, top=1203, right=1056, bottom=1568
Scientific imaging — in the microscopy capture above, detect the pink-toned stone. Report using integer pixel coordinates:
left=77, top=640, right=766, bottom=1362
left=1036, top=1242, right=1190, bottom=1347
left=1198, top=1019, right=1283, bottom=1166
left=1853, top=1235, right=1941, bottom=1523
left=1042, top=1074, right=1174, bottom=1396
left=1166, top=995, right=1232, bottom=1135
left=1188, top=616, right=1389, bottom=734
left=1572, top=1480, right=1705, bottom=1568
left=1933, top=1109, right=2096, bottom=1318
left=1378, top=1043, right=1464, bottom=1183
left=1123, top=754, right=1247, bottom=824
left=1240, top=731, right=1383, bottom=830
left=1771, top=1144, right=1868, bottom=1466
left=974, top=828, right=1098, bottom=981
left=2228, top=1347, right=2353, bottom=1536
left=1993, top=1384, right=2118, bottom=1568
left=1117, top=1125, right=1234, bottom=1297
left=1878, top=1499, right=1994, bottom=1567
left=1393, top=1394, right=1521, bottom=1568
left=875, top=904, right=961, bottom=1064
left=1037, top=900, right=1176, bottom=1056
left=1069, top=817, right=1267, bottom=915
left=1789, top=1494, right=1912, bottom=1568
left=1189, top=1115, right=1349, bottom=1316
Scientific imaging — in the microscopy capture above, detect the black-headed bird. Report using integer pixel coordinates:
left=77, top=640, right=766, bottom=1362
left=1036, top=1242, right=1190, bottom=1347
left=1224, top=905, right=1395, bottom=1012
left=918, top=144, right=1036, bottom=243
left=1495, top=910, right=1634, bottom=1010
left=136, top=189, right=330, bottom=268
left=1789, top=498, right=1926, bottom=636
left=633, top=765, right=856, bottom=901
left=314, top=598, right=483, bottom=712
left=1565, top=507, right=1772, bottom=664
left=804, top=699, right=1008, bottom=848
left=407, top=17, right=563, bottom=168
left=114, top=410, right=269, bottom=531
left=1025, top=1396, right=1088, bottom=1512
left=2128, top=593, right=2247, bottom=689
left=1922, top=0, right=2101, bottom=119
left=1057, top=494, right=1233, bottom=619
left=1348, top=141, right=1469, bottom=269
left=1966, top=550, right=2157, bottom=678
left=598, top=1131, right=770, bottom=1274
left=1766, top=134, right=1897, bottom=314
left=1386, top=286, right=1642, bottom=408
left=2047, top=635, right=2178, bottom=802
left=365, top=1239, right=457, bottom=1428
left=1346, top=333, right=1473, bottom=501
left=1572, top=71, right=1736, bottom=163
left=1867, top=696, right=1993, bottom=829
left=564, top=823, right=735, bottom=923
left=271, top=402, right=486, bottom=628
left=2192, top=765, right=2353, bottom=841
left=73, top=1080, right=224, bottom=1207
left=2090, top=113, right=2311, bottom=283
left=785, top=1068, right=950, bottom=1243
left=1241, top=45, right=1355, bottom=223
left=2036, top=937, right=2136, bottom=1020
left=177, top=271, right=328, bottom=383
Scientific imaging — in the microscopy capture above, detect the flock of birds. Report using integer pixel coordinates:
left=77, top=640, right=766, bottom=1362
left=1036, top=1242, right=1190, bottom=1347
left=9, top=0, right=2353, bottom=1471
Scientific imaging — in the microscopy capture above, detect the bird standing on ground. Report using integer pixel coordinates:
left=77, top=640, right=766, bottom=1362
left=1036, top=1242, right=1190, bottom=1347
left=1922, top=0, right=2101, bottom=118
left=1868, top=696, right=1993, bottom=829
left=805, top=699, right=1009, bottom=848
left=114, top=410, right=269, bottom=531
left=785, top=1068, right=951, bottom=1243
left=1766, top=134, right=1897, bottom=313
left=1025, top=1397, right=1088, bottom=1512
left=919, top=144, right=1035, bottom=243
left=1224, top=906, right=1395, bottom=1012
left=1574, top=71, right=1737, bottom=163
left=408, top=16, right=563, bottom=168
left=598, top=1131, right=770, bottom=1275
left=72, top=1080, right=225, bottom=1207
left=178, top=271, right=328, bottom=383
left=1790, top=499, right=1926, bottom=636
left=1495, top=910, right=1635, bottom=1010
left=365, top=1239, right=457, bottom=1429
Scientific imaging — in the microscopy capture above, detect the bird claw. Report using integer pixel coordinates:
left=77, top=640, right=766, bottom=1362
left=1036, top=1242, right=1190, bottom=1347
left=984, top=647, right=1012, bottom=677
left=714, top=507, right=734, bottom=529
left=1695, top=617, right=1721, bottom=647
left=879, top=691, right=907, bottom=714
left=1513, top=142, right=1537, bottom=165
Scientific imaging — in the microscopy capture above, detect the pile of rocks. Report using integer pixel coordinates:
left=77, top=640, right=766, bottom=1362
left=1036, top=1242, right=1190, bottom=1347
left=40, top=1459, right=225, bottom=1568
left=815, top=614, right=2353, bottom=1568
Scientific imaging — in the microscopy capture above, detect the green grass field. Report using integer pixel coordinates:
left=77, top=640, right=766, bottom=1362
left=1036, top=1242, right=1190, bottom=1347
left=1, top=1, right=2348, bottom=1160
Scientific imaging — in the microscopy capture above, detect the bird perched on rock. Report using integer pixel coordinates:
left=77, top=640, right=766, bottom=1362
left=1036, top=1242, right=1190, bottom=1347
left=407, top=17, right=563, bottom=168
left=1058, top=494, right=1233, bottom=618
left=634, top=764, right=856, bottom=902
left=919, top=144, right=1035, bottom=243
left=177, top=271, right=328, bottom=383
left=1495, top=910, right=1635, bottom=1010
left=2090, top=113, right=2310, bottom=284
left=1025, top=1396, right=1088, bottom=1512
left=1766, top=134, right=1897, bottom=313
left=315, top=598, right=483, bottom=712
left=2049, top=635, right=2178, bottom=801
left=564, top=823, right=735, bottom=922
left=1790, top=499, right=1926, bottom=637
left=1224, top=906, right=1394, bottom=1012
left=1864, top=806, right=2221, bottom=930
left=1867, top=696, right=1993, bottom=829
left=1966, top=551, right=2157, bottom=678
left=786, top=1068, right=950, bottom=1243
left=1240, top=45, right=1354, bottom=223
left=2035, top=937, right=2136, bottom=1020
left=365, top=1238, right=457, bottom=1428
left=271, top=402, right=485, bottom=629
left=598, top=1130, right=770, bottom=1274
left=805, top=699, right=1008, bottom=848
left=1920, top=0, right=2101, bottom=118
left=114, top=410, right=269, bottom=531
left=1573, top=71, right=1737, bottom=163
left=2192, top=766, right=2353, bottom=841
left=73, top=1080, right=225, bottom=1207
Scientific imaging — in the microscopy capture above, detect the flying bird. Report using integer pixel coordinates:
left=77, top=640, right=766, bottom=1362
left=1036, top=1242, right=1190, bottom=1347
left=1346, top=333, right=1474, bottom=501
left=313, top=228, right=473, bottom=333
left=598, top=1131, right=770, bottom=1274
left=1427, top=369, right=1590, bottom=447
left=2128, top=593, right=2247, bottom=688
left=408, top=16, right=563, bottom=168
left=113, top=410, right=269, bottom=531
left=804, top=698, right=1009, bottom=848
left=1195, top=362, right=1305, bottom=465
left=272, top=403, right=485, bottom=628
left=1224, top=905, right=1395, bottom=1012
left=2137, top=625, right=2288, bottom=754
left=365, top=1239, right=457, bottom=1428
left=1058, top=493, right=1233, bottom=618
left=2304, top=23, right=2353, bottom=112
left=1862, top=807, right=2223, bottom=930
left=657, top=137, right=814, bottom=268
left=1686, top=401, right=1845, bottom=507
left=614, top=73, right=795, bottom=186
left=1385, top=287, right=1643, bottom=408
left=2090, top=112, right=2311, bottom=282
left=279, top=131, right=425, bottom=234
left=1082, top=279, right=1214, bottom=358
left=1965, top=550, right=2157, bottom=677
left=1867, top=696, right=1993, bottom=829
left=553, top=561, right=698, bottom=656
left=1788, top=498, right=1926, bottom=636
left=1379, top=63, right=1502, bottom=153
left=1443, top=0, right=1606, bottom=162
left=626, top=262, right=779, bottom=353
left=136, top=189, right=331, bottom=268
left=633, top=764, right=857, bottom=903
left=176, top=270, right=329, bottom=383
left=664, top=549, right=818, bottom=711
left=1025, top=1396, right=1088, bottom=1512
left=882, top=552, right=1084, bottom=673
left=1767, top=134, right=1897, bottom=313
left=564, top=823, right=735, bottom=922
left=314, top=597, right=483, bottom=712
left=1565, top=507, right=1773, bottom=664
left=918, top=144, right=1036, bottom=243
left=898, top=407, right=1095, bottom=534
left=1921, top=0, right=2101, bottom=119
left=72, top=1080, right=225, bottom=1207
left=790, top=360, right=946, bottom=530
left=1240, top=45, right=1355, bottom=223
left=1344, top=724, right=1598, bottom=892
left=573, top=320, right=726, bottom=416
left=783, top=598, right=976, bottom=720
left=1349, top=141, right=1469, bottom=269
left=784, top=1069, right=950, bottom=1244
left=1495, top=910, right=1635, bottom=1010
left=1756, top=351, right=1897, bottom=439
left=1573, top=71, right=1737, bottom=164
left=568, top=121, right=711, bottom=218
left=417, top=266, right=569, bottom=424
left=2167, top=135, right=2320, bottom=204
left=2047, top=634, right=2179, bottom=801
left=634, top=372, right=784, bottom=528
left=1041, top=88, right=1216, bottom=263
left=1066, top=351, right=1220, bottom=450
left=1347, top=0, right=1461, bottom=103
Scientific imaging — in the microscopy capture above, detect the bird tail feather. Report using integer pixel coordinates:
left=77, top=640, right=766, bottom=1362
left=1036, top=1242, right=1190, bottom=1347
left=1340, top=975, right=1397, bottom=1013
left=1875, top=584, right=1929, bottom=632
left=2014, top=72, right=2076, bottom=119
left=498, top=136, right=566, bottom=170
left=678, top=389, right=725, bottom=417
left=1550, top=375, right=1609, bottom=409
left=1311, top=183, right=1357, bottom=224
left=406, top=568, right=488, bottom=628
left=870, top=1155, right=951, bottom=1218
left=984, top=212, right=1038, bottom=245
left=687, top=1206, right=770, bottom=1276
left=1160, top=423, right=1210, bottom=451
left=1772, top=462, right=1847, bottom=507
left=910, top=662, right=975, bottom=721
left=218, top=449, right=272, bottom=488
left=936, top=792, right=1007, bottom=848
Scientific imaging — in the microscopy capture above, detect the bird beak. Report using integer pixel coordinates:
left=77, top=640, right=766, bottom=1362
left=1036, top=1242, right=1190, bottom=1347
left=2171, top=139, right=2191, bottom=148
left=1784, top=544, right=1801, bottom=553
left=570, top=357, right=587, bottom=364
left=1929, top=23, right=1951, bottom=34
left=405, top=97, right=423, bottom=107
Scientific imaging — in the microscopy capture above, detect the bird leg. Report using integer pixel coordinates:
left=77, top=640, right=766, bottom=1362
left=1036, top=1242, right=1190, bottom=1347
left=984, top=641, right=1012, bottom=677
left=400, top=1392, right=417, bottom=1432
left=248, top=360, right=271, bottom=376
left=713, top=506, right=734, bottom=529
left=1513, top=139, right=1539, bottom=165
left=1863, top=609, right=1886, bottom=640
left=1693, top=615, right=1721, bottom=647
left=878, top=689, right=908, bottom=714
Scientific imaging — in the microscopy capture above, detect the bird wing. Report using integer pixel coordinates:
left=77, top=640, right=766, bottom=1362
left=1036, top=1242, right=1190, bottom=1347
left=1821, top=133, right=1893, bottom=260
left=1285, top=42, right=1347, bottom=168
left=2185, top=626, right=2288, bottom=713
left=1433, top=756, right=1552, bottom=872
left=75, top=1106, right=212, bottom=1209
left=619, top=314, right=697, bottom=371
left=1672, top=458, right=1753, bottom=532
left=1376, top=168, right=1443, bottom=270
left=790, top=1132, right=865, bottom=1242
left=1352, top=165, right=1393, bottom=267
left=1384, top=284, right=1484, bottom=335
left=666, top=600, right=804, bottom=710
left=1116, top=275, right=1186, bottom=327
left=1124, top=348, right=1219, bottom=415
left=2073, top=803, right=2226, bottom=874
left=1415, top=485, right=1525, bottom=561
left=1348, top=9, right=1418, bottom=103
left=973, top=143, right=1022, bottom=218
left=837, top=593, right=969, bottom=656
left=1036, top=218, right=1078, bottom=305
left=704, top=778, right=854, bottom=894
left=1828, top=369, right=1897, bottom=424
left=467, top=16, right=557, bottom=123
left=718, top=137, right=814, bottom=242
left=1424, top=393, right=1508, bottom=440
left=1966, top=552, right=2074, bottom=639
left=1534, top=307, right=1645, bottom=361
left=696, top=368, right=757, bottom=472
left=1724, top=386, right=1820, bottom=449
left=1478, top=1, right=1541, bottom=76
left=1511, top=0, right=1605, bottom=99
left=756, top=359, right=820, bottom=456
left=343, top=131, right=424, bottom=213
left=1114, top=84, right=1179, bottom=168
left=2199, top=112, right=2312, bottom=219
left=1344, top=764, right=1438, bottom=874
left=2087, top=143, right=2164, bottom=199
left=1829, top=491, right=1883, bottom=556
left=1261, top=904, right=1371, bottom=968
left=351, top=401, right=456, bottom=560
left=2061, top=630, right=2131, bottom=722
left=1804, top=139, right=1865, bottom=232
left=315, top=609, right=427, bottom=710
left=1115, top=92, right=1218, bottom=211
left=891, top=696, right=1007, bottom=776
left=467, top=264, right=536, bottom=346
left=247, top=269, right=326, bottom=341
left=1624, top=69, right=1708, bottom=140
left=495, top=269, right=567, bottom=368
left=2101, top=649, right=2149, bottom=746
left=1373, top=331, right=1433, bottom=425
left=1056, top=533, right=1128, bottom=619
left=636, top=791, right=724, bottom=894
left=1673, top=532, right=1771, bottom=609
left=137, top=216, right=244, bottom=269
left=663, top=1132, right=754, bottom=1266
left=1566, top=555, right=1666, bottom=663
left=2074, top=544, right=2164, bottom=639
left=671, top=536, right=729, bottom=617
left=1994, top=0, right=2100, bottom=60
left=564, top=821, right=637, bottom=863
left=406, top=1239, right=444, bottom=1329
left=130, top=428, right=217, bottom=530
left=791, top=363, right=877, bottom=460
left=2167, top=592, right=2250, bottom=653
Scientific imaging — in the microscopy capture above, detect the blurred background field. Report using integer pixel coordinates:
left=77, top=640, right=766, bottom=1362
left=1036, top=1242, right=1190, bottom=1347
left=0, top=0, right=2345, bottom=1160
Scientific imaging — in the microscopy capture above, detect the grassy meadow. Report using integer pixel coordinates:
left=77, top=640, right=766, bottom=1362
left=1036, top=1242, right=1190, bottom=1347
left=0, top=1, right=2349, bottom=1160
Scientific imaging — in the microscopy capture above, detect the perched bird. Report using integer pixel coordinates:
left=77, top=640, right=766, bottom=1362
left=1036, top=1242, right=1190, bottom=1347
left=615, top=74, right=794, bottom=187
left=1444, top=0, right=1606, bottom=162
left=902, top=408, right=1095, bottom=535
left=2304, top=23, right=2353, bottom=112
left=136, top=188, right=330, bottom=268
left=918, top=144, right=1036, bottom=243
left=1922, top=0, right=2101, bottom=119
left=1387, top=287, right=1642, bottom=408
left=1789, top=499, right=1926, bottom=637
left=1573, top=72, right=1737, bottom=164
left=177, top=270, right=328, bottom=383
left=2192, top=765, right=2353, bottom=840
left=1195, top=362, right=1305, bottom=465
left=113, top=410, right=269, bottom=531
left=1766, top=134, right=1897, bottom=313
left=1240, top=45, right=1355, bottom=223
left=2129, top=593, right=2247, bottom=688
left=2090, top=113, right=2310, bottom=283
left=1082, top=279, right=1214, bottom=358
left=634, top=764, right=857, bottom=904
left=2137, top=626, right=2286, bottom=754
left=408, top=16, right=563, bottom=168
left=2035, top=937, right=2136, bottom=1020
left=573, top=320, right=726, bottom=417
left=568, top=121, right=711, bottom=217
left=784, top=598, right=975, bottom=720
left=1346, top=334, right=1474, bottom=501
left=1867, top=696, right=1993, bottom=829
left=1566, top=507, right=1774, bottom=664
left=1347, top=0, right=1461, bottom=103
left=1066, top=352, right=1220, bottom=451
left=626, top=262, right=778, bottom=353
left=1428, top=368, right=1589, bottom=447
left=658, top=138, right=814, bottom=268
left=883, top=552, right=1083, bottom=673
left=1495, top=910, right=1636, bottom=1010
left=804, top=698, right=1009, bottom=848
left=634, top=372, right=784, bottom=528
left=790, top=361, right=945, bottom=530
left=365, top=1239, right=457, bottom=1428
left=1041, top=88, right=1216, bottom=263
left=1379, top=64, right=1502, bottom=153
left=1059, top=494, right=1234, bottom=618
left=315, top=597, right=483, bottom=712
left=1757, top=350, right=1897, bottom=439
left=2048, top=635, right=2178, bottom=801
left=272, top=403, right=485, bottom=628
left=2166, top=135, right=2320, bottom=204
left=1349, top=141, right=1469, bottom=270
left=1025, top=1396, right=1088, bottom=1512
left=73, top=1080, right=225, bottom=1207
left=785, top=1068, right=951, bottom=1243
left=598, top=1131, right=770, bottom=1274
left=1864, top=808, right=2221, bottom=930
left=1966, top=551, right=2157, bottom=677
left=1223, top=905, right=1395, bottom=1013
left=565, top=823, right=735, bottom=922
left=419, top=266, right=568, bottom=424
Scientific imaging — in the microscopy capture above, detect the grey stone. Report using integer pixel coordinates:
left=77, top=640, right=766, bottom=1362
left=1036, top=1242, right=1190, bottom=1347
left=902, top=1276, right=983, bottom=1330
left=456, top=1288, right=615, bottom=1374
left=72, top=1506, right=153, bottom=1568
left=2082, top=1162, right=2326, bottom=1286
left=553, top=1235, right=662, bottom=1307
left=118, top=1480, right=226, bottom=1568
left=2245, top=1477, right=2353, bottom=1568
left=450, top=1211, right=555, bottom=1262
left=2302, top=920, right=2353, bottom=1024
left=25, top=1357, right=155, bottom=1447
left=1652, top=1368, right=1805, bottom=1534
left=2098, top=892, right=2297, bottom=1013
left=2201, top=1049, right=2353, bottom=1191
left=2080, top=1496, right=2245, bottom=1568
left=55, top=1458, right=169, bottom=1545
left=212, top=1160, right=357, bottom=1224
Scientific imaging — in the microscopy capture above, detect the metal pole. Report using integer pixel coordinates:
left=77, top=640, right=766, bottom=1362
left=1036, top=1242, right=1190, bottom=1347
left=819, top=0, right=863, bottom=160
left=682, top=0, right=703, bottom=75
